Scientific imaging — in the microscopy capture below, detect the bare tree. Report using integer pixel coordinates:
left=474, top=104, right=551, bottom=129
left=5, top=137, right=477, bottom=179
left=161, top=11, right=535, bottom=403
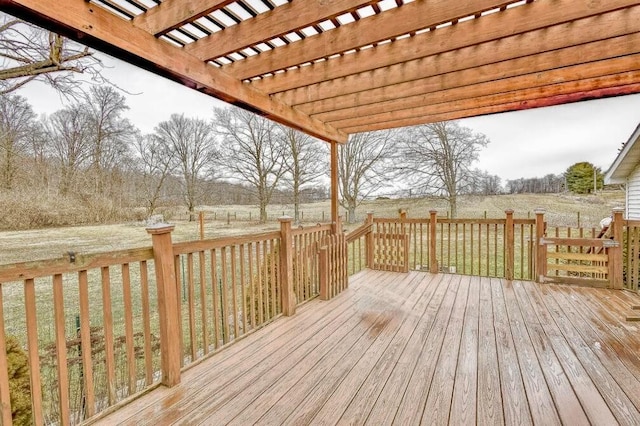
left=278, top=125, right=326, bottom=222
left=0, top=93, right=35, bottom=189
left=399, top=121, right=489, bottom=218
left=84, top=86, right=136, bottom=196
left=0, top=13, right=106, bottom=97
left=133, top=133, right=172, bottom=216
left=339, top=130, right=395, bottom=223
left=44, top=105, right=92, bottom=195
left=154, top=114, right=218, bottom=220
left=215, top=107, right=286, bottom=223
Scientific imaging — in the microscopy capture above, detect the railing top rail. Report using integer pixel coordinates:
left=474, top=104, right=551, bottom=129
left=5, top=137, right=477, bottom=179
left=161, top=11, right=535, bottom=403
left=541, top=237, right=618, bottom=247
left=0, top=247, right=154, bottom=283
left=372, top=217, right=536, bottom=225
left=345, top=222, right=372, bottom=243
left=514, top=219, right=537, bottom=225
left=291, top=223, right=332, bottom=236
left=173, top=230, right=281, bottom=255
left=624, top=219, right=640, bottom=227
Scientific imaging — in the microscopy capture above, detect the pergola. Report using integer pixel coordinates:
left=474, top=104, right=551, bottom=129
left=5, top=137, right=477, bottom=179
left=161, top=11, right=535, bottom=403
left=2, top=0, right=640, bottom=221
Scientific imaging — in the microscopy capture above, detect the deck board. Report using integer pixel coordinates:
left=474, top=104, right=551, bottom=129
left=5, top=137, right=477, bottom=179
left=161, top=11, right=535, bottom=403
left=94, top=270, right=640, bottom=426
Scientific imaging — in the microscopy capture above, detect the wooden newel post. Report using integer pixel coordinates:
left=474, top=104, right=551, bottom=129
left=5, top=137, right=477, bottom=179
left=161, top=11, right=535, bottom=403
left=610, top=208, right=624, bottom=289
left=279, top=217, right=296, bottom=316
left=505, top=209, right=514, bottom=281
left=534, top=209, right=546, bottom=283
left=429, top=210, right=438, bottom=274
left=366, top=212, right=374, bottom=268
left=146, top=224, right=181, bottom=387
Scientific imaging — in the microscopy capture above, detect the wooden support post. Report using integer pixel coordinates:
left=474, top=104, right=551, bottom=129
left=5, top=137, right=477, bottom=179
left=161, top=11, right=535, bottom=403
left=332, top=214, right=343, bottom=236
left=610, top=207, right=624, bottom=289
left=279, top=217, right=296, bottom=316
left=319, top=246, right=329, bottom=300
left=198, top=211, right=204, bottom=240
left=330, top=141, right=339, bottom=225
left=429, top=210, right=438, bottom=274
left=505, top=209, right=515, bottom=281
left=535, top=209, right=546, bottom=283
left=146, top=224, right=180, bottom=387
left=366, top=212, right=374, bottom=268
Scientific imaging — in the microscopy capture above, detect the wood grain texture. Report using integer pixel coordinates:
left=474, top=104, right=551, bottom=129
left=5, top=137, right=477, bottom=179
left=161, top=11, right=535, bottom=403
left=94, top=271, right=640, bottom=425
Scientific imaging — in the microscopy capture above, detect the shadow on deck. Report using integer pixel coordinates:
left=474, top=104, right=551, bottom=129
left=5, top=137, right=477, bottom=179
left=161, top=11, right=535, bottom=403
left=95, top=270, right=640, bottom=425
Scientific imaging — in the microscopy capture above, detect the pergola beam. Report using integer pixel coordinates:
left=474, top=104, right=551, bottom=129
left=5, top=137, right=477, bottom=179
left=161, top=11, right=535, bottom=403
left=224, top=0, right=518, bottom=80
left=306, top=41, right=640, bottom=121
left=341, top=82, right=640, bottom=134
left=134, top=0, right=235, bottom=36
left=253, top=0, right=640, bottom=94
left=1, top=0, right=347, bottom=143
left=275, top=7, right=640, bottom=106
left=185, top=0, right=378, bottom=61
left=332, top=72, right=640, bottom=132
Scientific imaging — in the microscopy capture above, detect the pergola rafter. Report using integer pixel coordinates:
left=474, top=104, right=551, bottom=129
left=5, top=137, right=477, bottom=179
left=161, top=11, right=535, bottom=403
left=2, top=0, right=639, bottom=136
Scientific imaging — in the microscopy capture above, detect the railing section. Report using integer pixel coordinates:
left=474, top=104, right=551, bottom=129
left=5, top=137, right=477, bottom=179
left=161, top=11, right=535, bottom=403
left=319, top=233, right=348, bottom=300
left=345, top=219, right=372, bottom=276
left=172, top=230, right=282, bottom=368
left=291, top=224, right=332, bottom=303
left=0, top=248, right=161, bottom=425
left=369, top=210, right=535, bottom=281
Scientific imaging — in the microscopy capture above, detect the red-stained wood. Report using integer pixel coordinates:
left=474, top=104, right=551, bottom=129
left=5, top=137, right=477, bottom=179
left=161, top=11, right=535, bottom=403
left=100, top=267, right=117, bottom=405
left=52, top=274, right=70, bottom=425
left=23, top=278, right=44, bottom=426
left=0, top=289, right=12, bottom=426
left=78, top=270, right=96, bottom=417
left=139, top=260, right=154, bottom=385
left=186, top=253, right=197, bottom=360
left=121, top=263, right=137, bottom=395
left=147, top=225, right=181, bottom=387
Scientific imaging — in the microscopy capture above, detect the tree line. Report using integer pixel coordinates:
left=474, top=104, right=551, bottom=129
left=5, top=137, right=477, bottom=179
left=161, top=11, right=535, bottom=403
left=0, top=12, right=609, bottom=231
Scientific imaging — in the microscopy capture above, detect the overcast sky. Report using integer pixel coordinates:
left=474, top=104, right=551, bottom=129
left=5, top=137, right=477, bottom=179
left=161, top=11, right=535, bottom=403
left=17, top=52, right=640, bottom=182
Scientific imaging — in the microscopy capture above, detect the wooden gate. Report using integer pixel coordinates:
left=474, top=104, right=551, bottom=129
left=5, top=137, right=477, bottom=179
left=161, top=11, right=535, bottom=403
left=372, top=232, right=410, bottom=273
left=540, top=236, right=619, bottom=287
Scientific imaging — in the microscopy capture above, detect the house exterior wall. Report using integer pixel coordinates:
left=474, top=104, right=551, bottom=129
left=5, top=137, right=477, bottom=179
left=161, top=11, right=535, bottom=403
left=627, top=163, right=640, bottom=219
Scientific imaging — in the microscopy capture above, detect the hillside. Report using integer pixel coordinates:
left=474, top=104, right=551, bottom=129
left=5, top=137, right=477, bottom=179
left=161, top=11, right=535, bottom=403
left=0, top=191, right=625, bottom=265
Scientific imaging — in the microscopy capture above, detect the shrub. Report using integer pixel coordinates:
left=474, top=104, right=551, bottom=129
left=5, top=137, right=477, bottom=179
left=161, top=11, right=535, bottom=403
left=5, top=335, right=31, bottom=425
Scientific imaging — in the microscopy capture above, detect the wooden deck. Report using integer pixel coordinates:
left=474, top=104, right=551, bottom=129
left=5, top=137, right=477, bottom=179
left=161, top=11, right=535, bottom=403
left=96, top=270, right=640, bottom=425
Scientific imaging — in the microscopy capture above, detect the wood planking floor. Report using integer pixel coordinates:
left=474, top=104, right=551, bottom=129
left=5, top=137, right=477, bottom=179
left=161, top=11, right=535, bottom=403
left=96, top=270, right=640, bottom=425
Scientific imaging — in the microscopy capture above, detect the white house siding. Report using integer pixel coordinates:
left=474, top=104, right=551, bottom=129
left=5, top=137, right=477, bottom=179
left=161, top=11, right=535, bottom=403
left=627, top=163, right=640, bottom=219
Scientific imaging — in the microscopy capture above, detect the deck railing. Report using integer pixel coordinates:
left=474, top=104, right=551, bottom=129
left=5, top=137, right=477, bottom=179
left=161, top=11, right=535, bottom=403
left=1, top=208, right=635, bottom=424
left=0, top=248, right=161, bottom=425
left=172, top=230, right=282, bottom=368
left=0, top=218, right=341, bottom=425
left=292, top=224, right=332, bottom=303
left=365, top=209, right=535, bottom=280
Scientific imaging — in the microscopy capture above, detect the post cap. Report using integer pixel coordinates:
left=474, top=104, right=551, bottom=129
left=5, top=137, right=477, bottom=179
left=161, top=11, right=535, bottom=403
left=612, top=207, right=625, bottom=214
left=278, top=216, right=293, bottom=222
left=145, top=223, right=175, bottom=235
left=534, top=208, right=546, bottom=214
left=504, top=209, right=514, bottom=214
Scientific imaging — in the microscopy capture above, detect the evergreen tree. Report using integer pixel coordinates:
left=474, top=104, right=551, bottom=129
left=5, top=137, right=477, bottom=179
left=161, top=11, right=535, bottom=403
left=564, top=162, right=603, bottom=194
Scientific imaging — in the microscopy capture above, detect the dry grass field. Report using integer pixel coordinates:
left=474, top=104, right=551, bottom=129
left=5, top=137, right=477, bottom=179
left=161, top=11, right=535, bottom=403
left=0, top=191, right=624, bottom=265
